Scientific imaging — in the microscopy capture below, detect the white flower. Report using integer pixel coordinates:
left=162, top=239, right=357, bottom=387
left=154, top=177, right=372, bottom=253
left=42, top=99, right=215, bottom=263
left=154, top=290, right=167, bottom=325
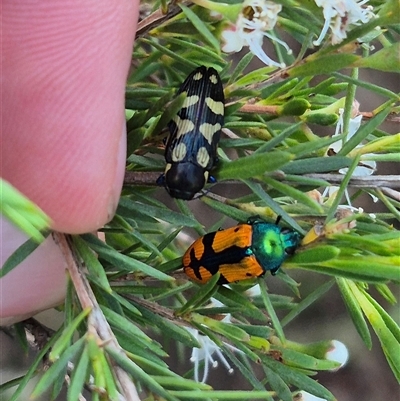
left=299, top=392, right=328, bottom=401
left=186, top=299, right=241, bottom=383
left=324, top=106, right=378, bottom=205
left=314, top=0, right=375, bottom=46
left=221, top=0, right=291, bottom=68
left=325, top=340, right=349, bottom=370
left=246, top=284, right=262, bottom=297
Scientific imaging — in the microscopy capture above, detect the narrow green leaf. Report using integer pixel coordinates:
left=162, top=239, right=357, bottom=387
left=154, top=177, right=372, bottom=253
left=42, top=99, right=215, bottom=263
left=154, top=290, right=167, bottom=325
left=0, top=375, right=27, bottom=394
left=152, top=257, right=182, bottom=274
left=353, top=42, right=400, bottom=73
left=110, top=291, right=141, bottom=316
left=98, top=349, right=119, bottom=400
left=101, top=306, right=156, bottom=345
left=226, top=346, right=268, bottom=391
left=261, top=356, right=335, bottom=401
left=325, top=154, right=361, bottom=223
left=127, top=154, right=164, bottom=169
left=67, top=345, right=90, bottom=401
left=288, top=134, right=346, bottom=158
left=152, top=232, right=182, bottom=262
left=254, top=122, right=304, bottom=154
left=31, top=337, right=85, bottom=399
left=228, top=52, right=254, bottom=85
left=50, top=308, right=91, bottom=361
left=375, top=283, right=398, bottom=305
left=259, top=280, right=285, bottom=343
left=1, top=179, right=51, bottom=242
left=262, top=176, right=324, bottom=213
left=177, top=273, right=220, bottom=315
left=288, top=246, right=341, bottom=265
left=129, top=227, right=163, bottom=259
left=141, top=38, right=198, bottom=69
left=296, top=263, right=391, bottom=283
left=168, top=390, right=279, bottom=399
left=289, top=54, right=359, bottom=77
left=281, top=156, right=351, bottom=174
left=106, top=346, right=180, bottom=401
left=73, top=236, right=112, bottom=292
left=146, top=92, right=186, bottom=138
left=51, top=361, right=67, bottom=400
left=180, top=5, right=220, bottom=52
left=0, top=237, right=41, bottom=278
left=332, top=72, right=399, bottom=101
left=243, top=181, right=304, bottom=233
left=235, top=66, right=274, bottom=87
left=216, top=286, right=268, bottom=322
left=281, top=280, right=335, bottom=327
left=285, top=174, right=330, bottom=188
left=200, top=196, right=250, bottom=223
left=167, top=37, right=225, bottom=62
left=350, top=283, right=400, bottom=382
left=324, top=257, right=400, bottom=282
left=332, top=233, right=397, bottom=257
left=264, top=365, right=292, bottom=401
left=193, top=314, right=250, bottom=342
left=216, top=151, right=294, bottom=180
left=81, top=234, right=172, bottom=281
left=277, top=347, right=340, bottom=370
left=118, top=197, right=200, bottom=228
left=130, top=300, right=200, bottom=348
left=363, top=291, right=400, bottom=344
left=338, top=106, right=392, bottom=156
left=151, top=375, right=211, bottom=390
left=87, top=336, right=106, bottom=391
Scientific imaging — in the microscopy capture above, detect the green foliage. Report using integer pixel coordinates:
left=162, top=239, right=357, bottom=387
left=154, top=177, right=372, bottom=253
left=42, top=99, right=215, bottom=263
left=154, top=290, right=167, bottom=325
left=1, top=179, right=51, bottom=243
left=2, top=1, right=399, bottom=400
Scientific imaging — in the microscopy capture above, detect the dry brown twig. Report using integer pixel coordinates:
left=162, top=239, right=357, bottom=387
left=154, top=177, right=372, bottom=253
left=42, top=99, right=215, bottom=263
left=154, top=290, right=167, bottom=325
left=53, top=233, right=141, bottom=401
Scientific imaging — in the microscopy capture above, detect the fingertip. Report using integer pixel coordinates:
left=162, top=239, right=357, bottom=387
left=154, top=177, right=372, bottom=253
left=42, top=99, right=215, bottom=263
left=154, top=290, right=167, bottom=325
left=2, top=1, right=139, bottom=233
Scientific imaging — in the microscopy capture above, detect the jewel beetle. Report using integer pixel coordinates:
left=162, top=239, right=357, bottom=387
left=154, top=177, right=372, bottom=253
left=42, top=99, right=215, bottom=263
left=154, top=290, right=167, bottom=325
left=157, top=66, right=224, bottom=200
left=183, top=217, right=301, bottom=285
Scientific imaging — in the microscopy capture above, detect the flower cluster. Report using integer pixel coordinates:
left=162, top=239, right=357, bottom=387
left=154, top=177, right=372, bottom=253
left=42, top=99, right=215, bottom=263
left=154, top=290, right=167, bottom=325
left=186, top=299, right=241, bottom=383
left=314, top=0, right=375, bottom=45
left=221, top=0, right=291, bottom=68
left=324, top=104, right=378, bottom=207
left=196, top=0, right=375, bottom=67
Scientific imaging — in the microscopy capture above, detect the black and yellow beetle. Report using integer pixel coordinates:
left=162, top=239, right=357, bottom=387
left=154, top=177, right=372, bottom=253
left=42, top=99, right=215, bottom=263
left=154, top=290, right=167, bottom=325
left=183, top=217, right=301, bottom=285
left=157, top=66, right=224, bottom=200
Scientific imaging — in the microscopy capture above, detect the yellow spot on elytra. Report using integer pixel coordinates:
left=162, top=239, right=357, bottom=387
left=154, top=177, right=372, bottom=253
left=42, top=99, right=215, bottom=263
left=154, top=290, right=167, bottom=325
left=172, top=142, right=187, bottom=162
left=199, top=123, right=221, bottom=144
left=193, top=72, right=203, bottom=81
left=196, top=147, right=210, bottom=168
left=209, top=74, right=218, bottom=84
left=205, top=98, right=224, bottom=115
left=183, top=95, right=199, bottom=108
left=174, top=116, right=195, bottom=138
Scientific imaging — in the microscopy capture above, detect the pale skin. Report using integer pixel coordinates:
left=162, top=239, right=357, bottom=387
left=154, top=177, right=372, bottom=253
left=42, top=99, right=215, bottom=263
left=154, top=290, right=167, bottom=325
left=1, top=1, right=140, bottom=325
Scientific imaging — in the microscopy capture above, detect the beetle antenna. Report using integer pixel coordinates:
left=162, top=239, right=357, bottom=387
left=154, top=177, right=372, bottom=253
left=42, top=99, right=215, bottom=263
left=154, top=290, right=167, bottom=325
left=275, top=215, right=282, bottom=225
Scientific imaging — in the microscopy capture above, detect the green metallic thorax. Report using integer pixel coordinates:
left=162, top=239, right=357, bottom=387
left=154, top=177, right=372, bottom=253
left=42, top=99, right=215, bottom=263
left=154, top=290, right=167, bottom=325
left=251, top=221, right=301, bottom=274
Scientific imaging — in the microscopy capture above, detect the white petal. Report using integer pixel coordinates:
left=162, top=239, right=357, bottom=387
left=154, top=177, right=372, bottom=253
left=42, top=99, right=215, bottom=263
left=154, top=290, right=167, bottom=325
left=246, top=34, right=284, bottom=67
left=325, top=340, right=349, bottom=370
left=221, top=29, right=244, bottom=53
left=347, top=114, right=363, bottom=138
left=300, top=391, right=328, bottom=401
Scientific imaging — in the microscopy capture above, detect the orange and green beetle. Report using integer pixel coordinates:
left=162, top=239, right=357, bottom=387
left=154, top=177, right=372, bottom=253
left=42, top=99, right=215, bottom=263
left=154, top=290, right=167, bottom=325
left=183, top=217, right=300, bottom=285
